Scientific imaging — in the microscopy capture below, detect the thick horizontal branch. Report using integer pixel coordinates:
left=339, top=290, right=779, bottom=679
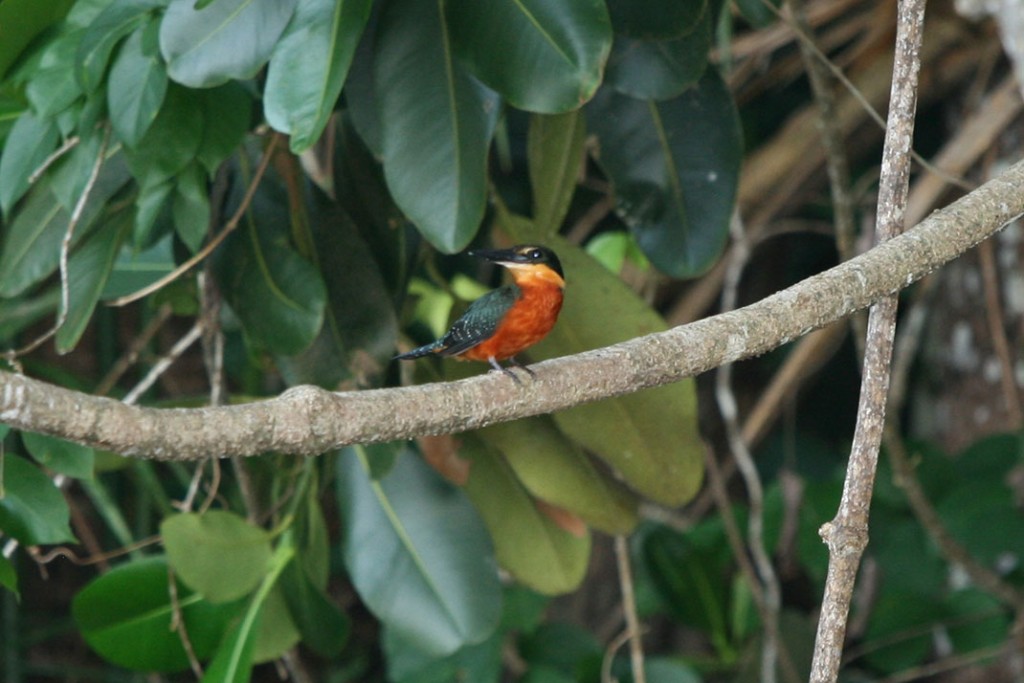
left=3, top=160, right=1024, bottom=461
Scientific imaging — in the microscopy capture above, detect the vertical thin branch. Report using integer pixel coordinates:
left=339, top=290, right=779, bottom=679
left=715, top=214, right=787, bottom=683
left=809, top=1, right=926, bottom=681
left=6, top=126, right=110, bottom=359
left=614, top=535, right=646, bottom=683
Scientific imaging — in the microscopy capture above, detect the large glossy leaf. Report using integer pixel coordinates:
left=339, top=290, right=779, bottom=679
left=606, top=0, right=707, bottom=39
left=501, top=215, right=703, bottom=506
left=24, top=28, right=84, bottom=117
left=161, top=510, right=273, bottom=603
left=75, top=0, right=164, bottom=93
left=337, top=446, right=502, bottom=656
left=160, top=0, right=297, bottom=88
left=0, top=110, right=60, bottom=215
left=265, top=0, right=371, bottom=152
left=0, top=554, right=17, bottom=596
left=460, top=435, right=591, bottom=595
left=215, top=173, right=327, bottom=355
left=375, top=0, right=500, bottom=252
left=445, top=0, right=612, bottom=113
left=56, top=208, right=131, bottom=353
left=279, top=560, right=350, bottom=658
left=527, top=110, right=586, bottom=235
left=586, top=69, right=741, bottom=277
left=277, top=193, right=397, bottom=388
left=126, top=83, right=202, bottom=183
left=0, top=145, right=129, bottom=299
left=107, top=17, right=168, bottom=147
left=0, top=454, right=76, bottom=545
left=21, top=431, right=95, bottom=481
left=605, top=11, right=711, bottom=101
left=73, top=556, right=239, bottom=672
left=196, top=83, right=253, bottom=174
left=476, top=417, right=639, bottom=534
left=200, top=543, right=294, bottom=683
left=0, top=0, right=74, bottom=80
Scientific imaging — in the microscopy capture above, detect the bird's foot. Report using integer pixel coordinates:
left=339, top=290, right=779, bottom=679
left=488, top=356, right=532, bottom=386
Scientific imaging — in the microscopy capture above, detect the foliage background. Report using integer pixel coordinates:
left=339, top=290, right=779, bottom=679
left=1, top=0, right=1023, bottom=681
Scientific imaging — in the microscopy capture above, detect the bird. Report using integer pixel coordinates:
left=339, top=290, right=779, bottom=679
left=395, top=244, right=565, bottom=381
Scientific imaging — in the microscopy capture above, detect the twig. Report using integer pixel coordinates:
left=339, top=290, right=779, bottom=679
left=27, top=135, right=80, bottom=184
left=93, top=304, right=175, bottom=397
left=715, top=213, right=786, bottom=683
left=809, top=0, right=926, bottom=681
left=977, top=239, right=1024, bottom=425
left=7, top=126, right=110, bottom=359
left=614, top=535, right=646, bottom=683
left=109, top=134, right=280, bottom=307
left=122, top=321, right=204, bottom=405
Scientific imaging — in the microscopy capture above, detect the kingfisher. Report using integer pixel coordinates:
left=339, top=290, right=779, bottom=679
left=395, top=244, right=565, bottom=381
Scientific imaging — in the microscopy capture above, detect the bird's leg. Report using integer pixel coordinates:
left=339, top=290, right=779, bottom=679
left=507, top=356, right=537, bottom=378
left=488, top=356, right=524, bottom=386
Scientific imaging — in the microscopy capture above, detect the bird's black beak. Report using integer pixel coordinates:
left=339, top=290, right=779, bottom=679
left=468, top=247, right=521, bottom=264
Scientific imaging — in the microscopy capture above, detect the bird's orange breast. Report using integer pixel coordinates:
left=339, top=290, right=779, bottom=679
left=460, top=281, right=563, bottom=361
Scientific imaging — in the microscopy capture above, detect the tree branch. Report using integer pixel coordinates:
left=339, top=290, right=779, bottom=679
left=2, top=158, right=1024, bottom=461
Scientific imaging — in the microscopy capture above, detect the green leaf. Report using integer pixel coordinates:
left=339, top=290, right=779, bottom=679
left=202, top=615, right=259, bottom=683
left=0, top=288, right=62, bottom=343
left=864, top=590, right=944, bottom=673
left=73, top=556, right=239, bottom=672
left=101, top=233, right=175, bottom=299
left=605, top=12, right=711, bottom=101
left=159, top=0, right=298, bottom=88
left=264, top=0, right=371, bottom=153
left=25, top=28, right=84, bottom=117
left=0, top=181, right=73, bottom=298
left=944, top=589, right=1009, bottom=655
left=460, top=436, right=591, bottom=595
left=21, top=431, right=95, bottom=481
left=75, top=0, right=164, bottom=93
left=132, top=176, right=173, bottom=246
left=0, top=0, right=75, bottom=80
left=375, top=0, right=500, bottom=253
left=0, top=110, right=60, bottom=215
left=108, top=17, right=168, bottom=147
left=643, top=525, right=731, bottom=649
left=527, top=110, right=586, bottom=235
left=0, top=454, right=76, bottom=545
left=476, top=416, right=639, bottom=534
left=445, top=0, right=612, bottom=113
left=586, top=69, right=742, bottom=277
left=501, top=218, right=703, bottom=506
left=519, top=622, right=601, bottom=676
left=56, top=209, right=132, bottom=353
left=279, top=560, right=350, bottom=658
left=215, top=186, right=327, bottom=355
left=201, top=544, right=294, bottom=682
left=171, top=161, right=210, bottom=251
left=161, top=510, right=274, bottom=603
left=196, top=82, right=253, bottom=174
left=277, top=194, right=397, bottom=388
left=252, top=584, right=300, bottom=662
left=0, top=553, right=17, bottom=597
left=606, top=0, right=707, bottom=39
left=337, top=446, right=503, bottom=656
left=126, top=83, right=203, bottom=184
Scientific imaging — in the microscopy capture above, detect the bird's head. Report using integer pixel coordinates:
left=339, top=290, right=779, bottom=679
left=468, top=245, right=565, bottom=286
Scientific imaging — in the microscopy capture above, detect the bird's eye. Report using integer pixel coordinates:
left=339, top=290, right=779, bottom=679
left=528, top=248, right=542, bottom=260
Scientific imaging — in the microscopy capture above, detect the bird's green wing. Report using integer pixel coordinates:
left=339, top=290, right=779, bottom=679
left=438, top=285, right=520, bottom=356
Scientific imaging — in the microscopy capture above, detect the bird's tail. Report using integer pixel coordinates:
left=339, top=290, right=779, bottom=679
left=394, top=340, right=446, bottom=360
